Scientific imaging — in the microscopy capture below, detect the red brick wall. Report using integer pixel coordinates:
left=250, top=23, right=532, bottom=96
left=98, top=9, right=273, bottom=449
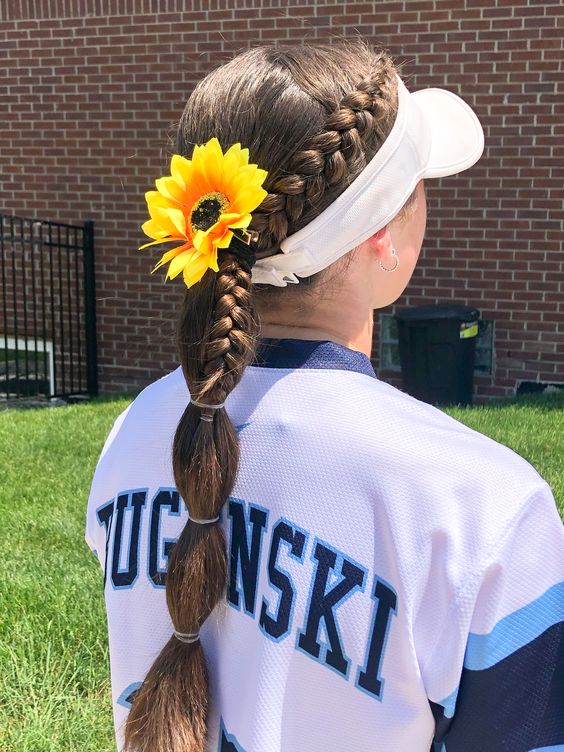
left=1, top=0, right=562, bottom=401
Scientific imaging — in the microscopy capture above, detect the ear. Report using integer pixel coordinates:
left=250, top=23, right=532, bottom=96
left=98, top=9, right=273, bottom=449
left=362, top=225, right=394, bottom=261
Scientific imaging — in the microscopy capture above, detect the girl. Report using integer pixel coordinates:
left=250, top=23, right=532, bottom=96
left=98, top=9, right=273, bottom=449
left=85, top=41, right=564, bottom=752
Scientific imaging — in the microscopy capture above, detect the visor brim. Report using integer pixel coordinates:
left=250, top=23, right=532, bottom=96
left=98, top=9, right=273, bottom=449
left=413, top=87, right=485, bottom=179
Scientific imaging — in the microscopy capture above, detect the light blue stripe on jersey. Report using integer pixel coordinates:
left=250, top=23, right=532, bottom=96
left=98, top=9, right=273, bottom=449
left=464, top=580, right=564, bottom=671
left=116, top=681, right=142, bottom=709
left=529, top=747, right=564, bottom=751
left=437, top=685, right=460, bottom=719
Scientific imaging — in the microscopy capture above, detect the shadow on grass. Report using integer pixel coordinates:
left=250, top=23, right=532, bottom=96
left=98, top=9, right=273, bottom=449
left=0, top=390, right=141, bottom=413
left=468, top=391, right=564, bottom=412
left=85, top=390, right=142, bottom=405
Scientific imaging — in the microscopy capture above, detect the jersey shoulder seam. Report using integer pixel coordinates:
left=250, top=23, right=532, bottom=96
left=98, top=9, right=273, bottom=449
left=419, top=480, right=554, bottom=679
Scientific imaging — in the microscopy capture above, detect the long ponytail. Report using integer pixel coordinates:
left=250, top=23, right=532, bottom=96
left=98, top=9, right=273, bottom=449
left=124, top=252, right=258, bottom=750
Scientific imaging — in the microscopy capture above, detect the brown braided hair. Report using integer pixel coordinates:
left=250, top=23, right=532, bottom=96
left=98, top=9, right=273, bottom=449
left=124, top=40, right=419, bottom=752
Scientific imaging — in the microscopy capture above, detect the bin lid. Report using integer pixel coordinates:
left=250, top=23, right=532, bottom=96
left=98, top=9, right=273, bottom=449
left=394, top=303, right=480, bottom=322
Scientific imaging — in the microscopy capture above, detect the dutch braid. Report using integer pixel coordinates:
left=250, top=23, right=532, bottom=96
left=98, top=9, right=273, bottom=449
left=251, top=64, right=397, bottom=256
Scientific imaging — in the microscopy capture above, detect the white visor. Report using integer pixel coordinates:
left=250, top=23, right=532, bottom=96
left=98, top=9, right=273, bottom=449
left=252, top=73, right=484, bottom=287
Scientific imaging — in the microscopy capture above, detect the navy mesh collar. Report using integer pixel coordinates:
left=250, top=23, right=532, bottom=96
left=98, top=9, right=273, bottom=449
left=251, top=338, right=377, bottom=379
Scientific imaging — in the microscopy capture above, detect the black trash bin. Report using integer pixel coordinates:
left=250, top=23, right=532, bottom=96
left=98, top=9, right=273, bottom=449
left=394, top=304, right=480, bottom=407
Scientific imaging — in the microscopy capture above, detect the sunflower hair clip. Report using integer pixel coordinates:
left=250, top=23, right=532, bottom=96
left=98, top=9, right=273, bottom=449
left=139, top=137, right=268, bottom=288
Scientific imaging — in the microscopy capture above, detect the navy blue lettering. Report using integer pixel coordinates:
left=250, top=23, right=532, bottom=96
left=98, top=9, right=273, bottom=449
left=297, top=540, right=366, bottom=677
left=356, top=577, right=398, bottom=699
left=228, top=498, right=268, bottom=615
left=219, top=718, right=247, bottom=751
left=148, top=488, right=181, bottom=587
left=111, top=490, right=147, bottom=589
left=96, top=499, right=114, bottom=588
left=259, top=519, right=306, bottom=641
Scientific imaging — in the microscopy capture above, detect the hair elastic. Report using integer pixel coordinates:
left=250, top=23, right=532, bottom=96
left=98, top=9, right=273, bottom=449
left=226, top=230, right=258, bottom=269
left=173, top=630, right=200, bottom=644
left=190, top=397, right=226, bottom=410
left=189, top=513, right=220, bottom=525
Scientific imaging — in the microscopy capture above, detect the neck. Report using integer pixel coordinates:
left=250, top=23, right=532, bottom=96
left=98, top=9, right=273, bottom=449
left=258, top=320, right=374, bottom=357
left=256, top=245, right=380, bottom=358
left=258, top=291, right=375, bottom=359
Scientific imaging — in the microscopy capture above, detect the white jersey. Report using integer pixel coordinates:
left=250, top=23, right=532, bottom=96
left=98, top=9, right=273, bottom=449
left=85, top=338, right=564, bottom=752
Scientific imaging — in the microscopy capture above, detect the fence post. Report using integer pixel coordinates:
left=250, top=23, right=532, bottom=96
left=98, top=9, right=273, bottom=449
left=83, top=220, right=98, bottom=397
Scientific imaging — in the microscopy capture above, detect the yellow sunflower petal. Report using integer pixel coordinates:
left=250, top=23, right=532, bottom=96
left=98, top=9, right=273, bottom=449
left=215, top=229, right=233, bottom=249
left=167, top=207, right=188, bottom=236
left=190, top=144, right=205, bottom=178
left=155, top=176, right=186, bottom=204
left=151, top=243, right=193, bottom=272
left=223, top=141, right=249, bottom=164
left=170, top=154, right=192, bottom=191
left=195, top=138, right=224, bottom=191
left=228, top=186, right=268, bottom=215
left=254, top=168, right=268, bottom=184
left=178, top=157, right=210, bottom=200
left=247, top=165, right=269, bottom=188
left=225, top=165, right=261, bottom=194
left=152, top=205, right=187, bottom=239
left=201, top=217, right=232, bottom=245
left=222, top=144, right=248, bottom=182
left=222, top=212, right=252, bottom=230
left=207, top=137, right=224, bottom=153
left=144, top=189, right=161, bottom=204
left=183, top=250, right=211, bottom=287
left=139, top=238, right=174, bottom=250
left=145, top=194, right=182, bottom=237
left=166, top=249, right=198, bottom=280
left=208, top=246, right=219, bottom=272
left=217, top=212, right=243, bottom=222
left=225, top=167, right=264, bottom=201
left=192, top=228, right=208, bottom=252
left=146, top=190, right=182, bottom=213
left=223, top=142, right=244, bottom=162
left=206, top=156, right=223, bottom=192
left=203, top=232, right=217, bottom=257
left=141, top=218, right=169, bottom=240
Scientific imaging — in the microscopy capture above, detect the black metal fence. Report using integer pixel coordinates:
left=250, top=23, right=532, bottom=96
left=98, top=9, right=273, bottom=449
left=0, top=216, right=97, bottom=401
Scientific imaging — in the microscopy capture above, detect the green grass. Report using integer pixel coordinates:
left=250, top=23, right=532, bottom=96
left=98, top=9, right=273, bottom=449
left=445, top=391, right=564, bottom=514
left=0, top=390, right=562, bottom=750
left=0, top=394, right=133, bottom=752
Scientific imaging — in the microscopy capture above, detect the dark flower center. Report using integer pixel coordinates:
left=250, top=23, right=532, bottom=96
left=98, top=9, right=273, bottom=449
left=190, top=191, right=229, bottom=233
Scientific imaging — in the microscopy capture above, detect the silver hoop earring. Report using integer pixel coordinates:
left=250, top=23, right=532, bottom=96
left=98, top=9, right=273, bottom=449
left=379, top=246, right=399, bottom=273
